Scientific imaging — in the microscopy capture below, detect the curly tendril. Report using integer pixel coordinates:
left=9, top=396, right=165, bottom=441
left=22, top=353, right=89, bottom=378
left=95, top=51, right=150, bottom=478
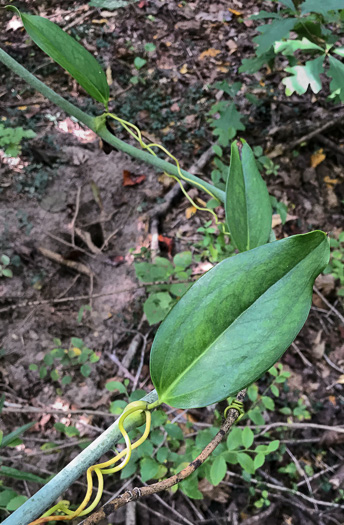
left=28, top=401, right=152, bottom=524
left=105, top=112, right=222, bottom=224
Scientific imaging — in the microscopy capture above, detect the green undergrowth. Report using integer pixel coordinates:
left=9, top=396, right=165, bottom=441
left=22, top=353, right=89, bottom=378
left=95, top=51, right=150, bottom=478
left=323, top=232, right=344, bottom=297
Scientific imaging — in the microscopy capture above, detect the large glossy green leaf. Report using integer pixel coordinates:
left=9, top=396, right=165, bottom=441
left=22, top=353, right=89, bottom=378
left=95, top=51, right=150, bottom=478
left=226, top=141, right=272, bottom=252
left=8, top=7, right=109, bottom=106
left=150, top=232, right=329, bottom=409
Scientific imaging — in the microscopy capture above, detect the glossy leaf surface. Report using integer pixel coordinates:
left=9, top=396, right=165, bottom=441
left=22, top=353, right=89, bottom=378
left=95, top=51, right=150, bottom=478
left=9, top=8, right=109, bottom=106
left=226, top=141, right=272, bottom=252
left=150, top=232, right=329, bottom=409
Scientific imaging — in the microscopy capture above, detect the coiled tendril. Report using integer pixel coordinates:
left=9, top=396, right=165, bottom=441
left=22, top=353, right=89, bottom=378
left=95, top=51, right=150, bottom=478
left=106, top=112, right=222, bottom=223
left=28, top=401, right=153, bottom=524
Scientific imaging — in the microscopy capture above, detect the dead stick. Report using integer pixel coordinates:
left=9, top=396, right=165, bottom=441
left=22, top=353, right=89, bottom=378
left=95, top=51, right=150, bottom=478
left=316, top=134, right=344, bottom=159
left=0, top=278, right=198, bottom=312
left=287, top=113, right=344, bottom=151
left=38, top=246, right=94, bottom=278
left=82, top=389, right=246, bottom=525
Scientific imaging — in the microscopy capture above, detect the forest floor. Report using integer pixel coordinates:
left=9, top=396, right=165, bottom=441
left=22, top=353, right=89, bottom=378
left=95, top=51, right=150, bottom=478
left=0, top=1, right=344, bottom=524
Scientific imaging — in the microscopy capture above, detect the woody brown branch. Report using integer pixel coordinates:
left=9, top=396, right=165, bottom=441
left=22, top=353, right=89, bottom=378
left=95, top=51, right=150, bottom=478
left=82, top=389, right=247, bottom=525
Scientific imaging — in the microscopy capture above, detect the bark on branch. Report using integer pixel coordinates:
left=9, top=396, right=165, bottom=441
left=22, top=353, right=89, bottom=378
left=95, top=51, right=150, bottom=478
left=82, top=389, right=247, bottom=525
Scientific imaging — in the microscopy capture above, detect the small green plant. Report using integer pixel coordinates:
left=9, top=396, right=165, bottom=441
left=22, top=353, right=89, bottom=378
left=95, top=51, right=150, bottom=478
left=29, top=337, right=100, bottom=386
left=208, top=81, right=245, bottom=174
left=0, top=255, right=13, bottom=278
left=254, top=489, right=271, bottom=509
left=195, top=221, right=235, bottom=262
left=241, top=0, right=344, bottom=101
left=323, top=233, right=344, bottom=296
left=253, top=146, right=280, bottom=176
left=0, top=122, right=36, bottom=157
left=134, top=251, right=193, bottom=325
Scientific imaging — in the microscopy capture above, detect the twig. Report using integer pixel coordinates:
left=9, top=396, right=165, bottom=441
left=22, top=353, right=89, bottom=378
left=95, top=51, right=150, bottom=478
left=313, top=286, right=344, bottom=325
left=0, top=278, right=198, bottom=313
left=223, top=471, right=344, bottom=510
left=63, top=8, right=97, bottom=31
left=107, top=352, right=136, bottom=382
left=240, top=503, right=277, bottom=525
left=75, top=227, right=101, bottom=254
left=288, top=113, right=344, bottom=150
left=100, top=227, right=120, bottom=252
left=137, top=502, right=185, bottom=525
left=81, top=389, right=247, bottom=525
left=251, top=422, right=344, bottom=434
left=292, top=341, right=313, bottom=367
left=286, top=447, right=318, bottom=511
left=323, top=353, right=344, bottom=374
left=121, top=315, right=146, bottom=370
left=38, top=246, right=94, bottom=278
left=2, top=404, right=114, bottom=418
left=297, top=464, right=339, bottom=488
left=146, top=487, right=195, bottom=525
left=57, top=274, right=80, bottom=299
left=45, top=231, right=95, bottom=258
left=69, top=185, right=82, bottom=246
left=316, top=134, right=344, bottom=159
left=1, top=439, right=90, bottom=460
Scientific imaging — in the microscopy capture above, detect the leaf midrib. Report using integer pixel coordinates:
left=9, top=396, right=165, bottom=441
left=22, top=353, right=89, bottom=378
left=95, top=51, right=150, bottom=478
left=159, top=251, right=314, bottom=403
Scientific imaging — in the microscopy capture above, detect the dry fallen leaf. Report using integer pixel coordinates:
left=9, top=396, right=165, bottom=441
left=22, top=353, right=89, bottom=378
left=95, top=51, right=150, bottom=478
left=311, top=148, right=326, bottom=168
left=158, top=235, right=173, bottom=256
left=324, top=175, right=339, bottom=187
left=226, top=39, right=238, bottom=54
left=328, top=395, right=336, bottom=406
left=196, top=197, right=207, bottom=207
left=106, top=66, right=113, bottom=86
left=186, top=205, right=197, bottom=219
left=312, top=330, right=325, bottom=359
left=199, top=48, right=221, bottom=60
left=198, top=478, right=230, bottom=503
left=170, top=102, right=180, bottom=112
left=315, top=273, right=335, bottom=295
left=337, top=374, right=344, bottom=384
left=271, top=213, right=298, bottom=228
left=228, top=8, right=242, bottom=15
left=122, top=170, right=146, bottom=187
left=91, top=18, right=108, bottom=24
left=179, top=63, right=188, bottom=74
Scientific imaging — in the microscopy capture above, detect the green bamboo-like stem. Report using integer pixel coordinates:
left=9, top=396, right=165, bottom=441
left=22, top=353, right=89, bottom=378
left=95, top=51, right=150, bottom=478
left=0, top=47, right=225, bottom=203
left=2, top=390, right=159, bottom=525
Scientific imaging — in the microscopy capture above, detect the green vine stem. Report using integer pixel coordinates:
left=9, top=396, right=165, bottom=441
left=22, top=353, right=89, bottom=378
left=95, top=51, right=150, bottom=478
left=0, top=47, right=225, bottom=204
left=1, top=390, right=159, bottom=525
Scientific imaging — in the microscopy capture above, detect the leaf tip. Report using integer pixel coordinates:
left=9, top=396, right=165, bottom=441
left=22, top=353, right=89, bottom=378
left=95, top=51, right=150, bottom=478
left=5, top=5, right=21, bottom=16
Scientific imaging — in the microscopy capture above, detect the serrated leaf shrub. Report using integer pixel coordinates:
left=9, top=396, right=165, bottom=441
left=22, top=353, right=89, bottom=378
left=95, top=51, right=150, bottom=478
left=241, top=0, right=344, bottom=101
left=0, top=9, right=331, bottom=514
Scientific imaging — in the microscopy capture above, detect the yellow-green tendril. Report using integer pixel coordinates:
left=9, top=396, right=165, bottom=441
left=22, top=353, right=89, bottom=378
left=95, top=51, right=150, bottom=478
left=106, top=112, right=222, bottom=224
left=224, top=400, right=245, bottom=422
left=28, top=401, right=152, bottom=524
